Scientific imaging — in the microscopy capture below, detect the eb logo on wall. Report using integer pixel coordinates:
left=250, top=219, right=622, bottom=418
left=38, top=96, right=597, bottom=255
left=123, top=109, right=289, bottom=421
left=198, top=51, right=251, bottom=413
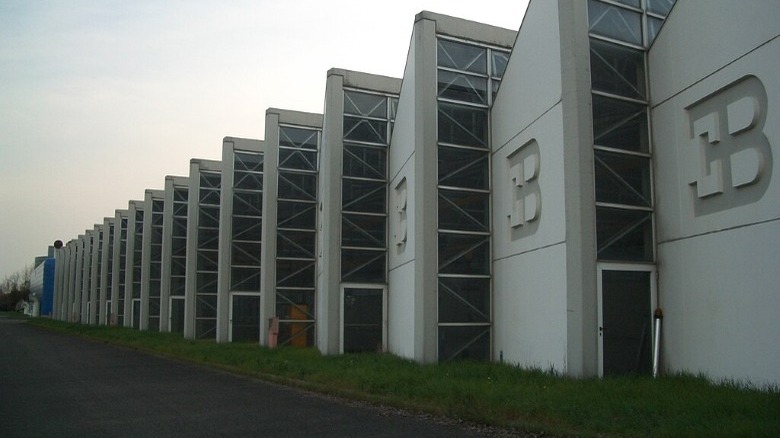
left=687, top=75, right=772, bottom=216
left=507, top=138, right=541, bottom=240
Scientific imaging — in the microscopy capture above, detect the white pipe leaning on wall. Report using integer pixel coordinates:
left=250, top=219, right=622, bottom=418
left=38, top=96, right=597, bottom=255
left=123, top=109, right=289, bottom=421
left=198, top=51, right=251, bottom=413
left=653, top=308, right=663, bottom=378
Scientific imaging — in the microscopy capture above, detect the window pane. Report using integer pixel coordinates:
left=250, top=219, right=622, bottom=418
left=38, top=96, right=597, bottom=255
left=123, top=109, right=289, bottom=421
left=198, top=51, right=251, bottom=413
left=647, top=16, right=665, bottom=45
left=279, top=127, right=318, bottom=150
left=234, top=152, right=263, bottom=173
left=438, top=146, right=489, bottom=190
left=197, top=250, right=219, bottom=272
left=276, top=229, right=315, bottom=259
left=438, top=190, right=489, bottom=232
left=646, top=0, right=675, bottom=16
left=438, top=69, right=488, bottom=105
left=278, top=172, right=317, bottom=200
left=341, top=249, right=386, bottom=283
left=590, top=38, right=646, bottom=100
left=344, top=91, right=387, bottom=118
left=196, top=294, right=217, bottom=318
left=492, top=51, right=509, bottom=78
left=438, top=325, right=490, bottom=361
left=279, top=148, right=317, bottom=171
left=343, top=143, right=386, bottom=179
left=592, top=94, right=648, bottom=153
left=234, top=170, right=263, bottom=191
left=342, top=179, right=386, bottom=214
left=437, top=39, right=487, bottom=74
left=198, top=207, right=220, bottom=230
left=595, top=150, right=652, bottom=207
left=277, top=201, right=316, bottom=229
left=588, top=0, right=643, bottom=45
left=342, top=213, right=386, bottom=248
left=233, top=190, right=262, bottom=217
left=231, top=240, right=261, bottom=266
left=344, top=116, right=387, bottom=144
left=231, top=267, right=261, bottom=291
left=276, top=260, right=315, bottom=288
left=596, top=207, right=653, bottom=261
left=438, top=103, right=488, bottom=148
left=438, top=277, right=490, bottom=323
left=438, top=232, right=489, bottom=275
left=232, top=216, right=262, bottom=241
left=601, top=270, right=652, bottom=375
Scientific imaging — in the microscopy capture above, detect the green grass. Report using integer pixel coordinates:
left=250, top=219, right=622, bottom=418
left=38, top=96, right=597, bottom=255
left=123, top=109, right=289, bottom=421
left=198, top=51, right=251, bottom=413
left=24, top=316, right=780, bottom=437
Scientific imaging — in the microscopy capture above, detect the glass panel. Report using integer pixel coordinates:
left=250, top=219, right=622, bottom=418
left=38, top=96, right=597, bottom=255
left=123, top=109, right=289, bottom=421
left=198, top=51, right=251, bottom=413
left=613, top=0, right=641, bottom=7
left=195, top=319, right=216, bottom=339
left=438, top=190, right=489, bottom=232
left=279, top=148, right=317, bottom=171
left=233, top=171, right=263, bottom=191
left=491, top=51, right=509, bottom=78
left=278, top=321, right=314, bottom=347
left=590, top=38, right=646, bottom=99
left=231, top=294, right=261, bottom=342
left=279, top=126, right=318, bottom=150
left=276, top=229, right=315, bottom=259
left=646, top=0, right=675, bottom=16
left=231, top=266, right=261, bottom=292
left=277, top=201, right=316, bottom=229
left=438, top=232, right=489, bottom=275
left=438, top=103, right=488, bottom=148
left=276, top=289, right=315, bottom=320
left=278, top=172, right=317, bottom=201
left=197, top=250, right=219, bottom=272
left=596, top=207, right=653, bottom=261
left=234, top=152, right=263, bottom=173
left=343, top=288, right=383, bottom=353
left=343, top=116, right=387, bottom=144
left=647, top=16, right=664, bottom=45
left=231, top=240, right=261, bottom=266
left=437, top=69, right=488, bottom=105
left=197, top=229, right=218, bottom=250
left=174, top=189, right=188, bottom=203
left=588, top=0, right=643, bottom=45
left=438, top=146, right=489, bottom=190
left=595, top=150, right=652, bottom=207
left=437, top=39, right=487, bottom=74
left=592, top=94, right=648, bottom=153
left=341, top=249, right=386, bottom=283
left=341, top=213, right=386, bottom=248
left=602, top=270, right=652, bottom=375
left=232, top=216, right=262, bottom=242
left=276, top=260, right=315, bottom=288
left=173, top=201, right=188, bottom=216
left=342, top=179, right=386, bottom=214
left=169, top=298, right=185, bottom=333
left=199, top=206, right=220, bottom=229
left=170, top=277, right=186, bottom=296
left=199, top=187, right=220, bottom=205
left=438, top=277, right=490, bottom=323
left=233, top=190, right=262, bottom=217
left=438, top=325, right=490, bottom=361
left=196, top=294, right=217, bottom=318
left=343, top=143, right=386, bottom=179
left=344, top=91, right=387, bottom=118
left=196, top=272, right=217, bottom=294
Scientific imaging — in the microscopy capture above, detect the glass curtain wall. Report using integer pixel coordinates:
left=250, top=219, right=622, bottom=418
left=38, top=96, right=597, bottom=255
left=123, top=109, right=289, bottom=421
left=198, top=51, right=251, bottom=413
left=435, top=37, right=509, bottom=361
left=340, top=89, right=397, bottom=353
left=587, top=0, right=675, bottom=374
left=131, top=207, right=144, bottom=328
left=275, top=126, right=320, bottom=347
left=170, top=185, right=188, bottom=333
left=92, top=226, right=103, bottom=324
left=196, top=170, right=221, bottom=338
left=115, top=213, right=128, bottom=325
left=103, top=220, right=114, bottom=325
left=148, top=197, right=164, bottom=330
left=229, top=150, right=263, bottom=342
left=340, top=90, right=396, bottom=285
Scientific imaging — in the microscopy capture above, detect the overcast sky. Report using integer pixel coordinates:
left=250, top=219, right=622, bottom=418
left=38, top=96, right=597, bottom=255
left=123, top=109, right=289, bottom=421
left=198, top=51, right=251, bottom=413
left=0, top=0, right=529, bottom=278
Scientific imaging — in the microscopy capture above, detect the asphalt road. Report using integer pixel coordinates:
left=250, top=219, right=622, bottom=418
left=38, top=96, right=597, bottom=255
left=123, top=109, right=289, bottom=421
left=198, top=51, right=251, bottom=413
left=0, top=315, right=519, bottom=438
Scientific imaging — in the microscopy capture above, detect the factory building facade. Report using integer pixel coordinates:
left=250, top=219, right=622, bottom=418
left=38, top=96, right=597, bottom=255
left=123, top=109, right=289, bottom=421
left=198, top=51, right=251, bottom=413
left=50, top=1, right=780, bottom=386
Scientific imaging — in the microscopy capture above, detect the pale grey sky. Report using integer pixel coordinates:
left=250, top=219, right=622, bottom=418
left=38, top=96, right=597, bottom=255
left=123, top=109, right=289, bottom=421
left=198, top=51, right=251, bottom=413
left=0, top=0, right=529, bottom=278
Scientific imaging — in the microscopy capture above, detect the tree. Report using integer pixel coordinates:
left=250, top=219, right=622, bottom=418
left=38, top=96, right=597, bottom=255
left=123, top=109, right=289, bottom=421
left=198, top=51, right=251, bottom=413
left=0, top=266, right=32, bottom=312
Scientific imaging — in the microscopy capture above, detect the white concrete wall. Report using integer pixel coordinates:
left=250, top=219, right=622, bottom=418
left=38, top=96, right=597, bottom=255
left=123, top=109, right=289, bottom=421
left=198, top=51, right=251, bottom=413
left=650, top=0, right=780, bottom=386
left=387, top=24, right=419, bottom=361
left=491, top=0, right=570, bottom=372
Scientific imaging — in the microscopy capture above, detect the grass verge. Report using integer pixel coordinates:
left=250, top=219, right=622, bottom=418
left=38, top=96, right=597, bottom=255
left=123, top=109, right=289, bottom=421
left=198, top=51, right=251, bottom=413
left=23, top=316, right=780, bottom=437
